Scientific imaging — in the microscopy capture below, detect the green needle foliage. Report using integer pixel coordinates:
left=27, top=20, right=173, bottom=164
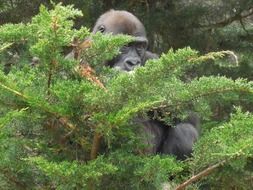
left=0, top=3, right=253, bottom=190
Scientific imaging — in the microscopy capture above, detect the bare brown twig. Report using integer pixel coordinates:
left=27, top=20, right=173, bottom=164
left=175, top=160, right=226, bottom=190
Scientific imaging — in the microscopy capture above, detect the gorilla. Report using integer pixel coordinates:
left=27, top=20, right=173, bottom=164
left=91, top=10, right=200, bottom=159
left=75, top=10, right=200, bottom=160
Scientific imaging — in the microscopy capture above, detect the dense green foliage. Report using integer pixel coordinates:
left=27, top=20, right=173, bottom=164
left=0, top=2, right=253, bottom=190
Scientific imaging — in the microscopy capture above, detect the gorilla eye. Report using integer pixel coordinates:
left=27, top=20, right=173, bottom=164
left=98, top=25, right=106, bottom=33
left=120, top=45, right=130, bottom=53
left=135, top=43, right=145, bottom=54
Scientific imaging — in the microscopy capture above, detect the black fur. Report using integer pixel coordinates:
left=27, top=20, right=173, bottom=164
left=160, top=113, right=200, bottom=160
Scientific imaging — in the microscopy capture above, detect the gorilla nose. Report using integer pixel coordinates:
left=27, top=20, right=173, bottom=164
left=125, top=58, right=141, bottom=66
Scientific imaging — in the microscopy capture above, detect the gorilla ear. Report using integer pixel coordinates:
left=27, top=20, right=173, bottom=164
left=98, top=25, right=106, bottom=33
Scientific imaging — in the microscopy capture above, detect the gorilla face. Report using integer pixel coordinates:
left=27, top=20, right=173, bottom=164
left=107, top=38, right=148, bottom=71
left=92, top=10, right=155, bottom=71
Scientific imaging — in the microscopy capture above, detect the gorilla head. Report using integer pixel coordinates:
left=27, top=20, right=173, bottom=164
left=93, top=10, right=146, bottom=36
left=92, top=10, right=157, bottom=71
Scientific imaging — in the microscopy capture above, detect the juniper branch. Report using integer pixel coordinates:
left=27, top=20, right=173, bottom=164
left=0, top=82, right=76, bottom=130
left=175, top=135, right=252, bottom=189
left=152, top=86, right=253, bottom=113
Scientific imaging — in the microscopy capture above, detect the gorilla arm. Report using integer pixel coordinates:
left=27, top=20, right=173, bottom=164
left=161, top=113, right=200, bottom=160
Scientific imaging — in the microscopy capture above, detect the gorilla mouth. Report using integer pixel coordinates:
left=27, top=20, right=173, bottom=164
left=113, top=62, right=141, bottom=72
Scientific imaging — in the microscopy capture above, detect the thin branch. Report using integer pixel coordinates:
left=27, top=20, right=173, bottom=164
left=47, top=63, right=53, bottom=95
left=90, top=132, right=102, bottom=160
left=0, top=43, right=13, bottom=52
left=175, top=160, right=226, bottom=190
left=198, top=7, right=253, bottom=29
left=47, top=16, right=60, bottom=95
left=239, top=18, right=249, bottom=35
left=0, top=82, right=27, bottom=99
left=145, top=0, right=150, bottom=13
